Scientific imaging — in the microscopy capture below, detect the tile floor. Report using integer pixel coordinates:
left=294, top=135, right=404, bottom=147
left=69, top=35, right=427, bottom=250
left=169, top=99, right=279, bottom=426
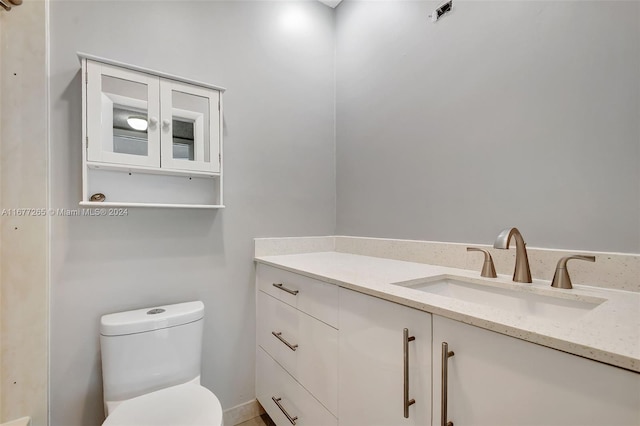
left=236, top=413, right=275, bottom=426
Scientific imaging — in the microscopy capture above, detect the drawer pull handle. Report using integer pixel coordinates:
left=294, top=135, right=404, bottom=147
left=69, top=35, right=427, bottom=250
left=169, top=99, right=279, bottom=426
left=441, top=342, right=455, bottom=426
left=403, top=328, right=416, bottom=418
left=273, top=283, right=299, bottom=295
left=272, top=396, right=298, bottom=425
left=272, top=331, right=298, bottom=351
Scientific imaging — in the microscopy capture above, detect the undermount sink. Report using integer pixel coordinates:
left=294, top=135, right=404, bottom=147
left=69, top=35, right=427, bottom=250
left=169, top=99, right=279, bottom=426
left=397, top=276, right=604, bottom=322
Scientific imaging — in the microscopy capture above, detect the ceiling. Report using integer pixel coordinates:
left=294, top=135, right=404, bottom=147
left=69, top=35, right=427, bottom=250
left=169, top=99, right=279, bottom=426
left=318, top=0, right=342, bottom=8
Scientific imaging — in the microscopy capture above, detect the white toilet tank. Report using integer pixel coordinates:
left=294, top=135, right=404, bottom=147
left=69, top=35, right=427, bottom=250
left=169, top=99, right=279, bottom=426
left=100, top=301, right=205, bottom=405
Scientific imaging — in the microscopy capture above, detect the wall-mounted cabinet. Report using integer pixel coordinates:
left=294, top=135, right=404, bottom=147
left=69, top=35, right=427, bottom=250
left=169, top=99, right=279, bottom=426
left=79, top=53, right=225, bottom=208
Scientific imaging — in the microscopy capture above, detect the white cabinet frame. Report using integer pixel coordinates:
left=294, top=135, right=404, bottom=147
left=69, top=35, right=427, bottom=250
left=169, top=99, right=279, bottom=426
left=79, top=53, right=226, bottom=208
left=86, top=61, right=161, bottom=167
left=160, top=80, right=220, bottom=173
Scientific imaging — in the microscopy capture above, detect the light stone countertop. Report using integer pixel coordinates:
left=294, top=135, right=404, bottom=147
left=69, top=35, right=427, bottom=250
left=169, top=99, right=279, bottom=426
left=255, top=251, right=640, bottom=373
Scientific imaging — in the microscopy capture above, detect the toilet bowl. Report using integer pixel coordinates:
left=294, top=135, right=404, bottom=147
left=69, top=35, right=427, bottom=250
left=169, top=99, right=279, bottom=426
left=102, top=381, right=222, bottom=426
left=99, top=301, right=223, bottom=426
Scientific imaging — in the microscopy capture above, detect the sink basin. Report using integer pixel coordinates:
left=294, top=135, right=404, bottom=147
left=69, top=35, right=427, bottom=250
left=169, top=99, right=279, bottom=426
left=399, top=276, right=604, bottom=322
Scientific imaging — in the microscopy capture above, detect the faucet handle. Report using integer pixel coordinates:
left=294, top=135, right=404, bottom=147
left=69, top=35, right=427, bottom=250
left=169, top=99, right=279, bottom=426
left=551, top=255, right=596, bottom=289
left=467, top=247, right=497, bottom=278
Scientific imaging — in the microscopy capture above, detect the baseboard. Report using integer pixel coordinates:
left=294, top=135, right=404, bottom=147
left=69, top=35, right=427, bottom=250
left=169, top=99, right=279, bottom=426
left=223, top=399, right=265, bottom=426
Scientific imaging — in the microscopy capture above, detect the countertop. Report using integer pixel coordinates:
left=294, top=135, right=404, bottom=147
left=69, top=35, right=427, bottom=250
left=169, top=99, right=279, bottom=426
left=255, top=251, right=640, bottom=373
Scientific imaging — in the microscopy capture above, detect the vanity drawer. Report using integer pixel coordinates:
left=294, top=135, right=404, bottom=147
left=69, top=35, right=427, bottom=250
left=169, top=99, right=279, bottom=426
left=257, top=264, right=338, bottom=328
left=257, top=290, right=338, bottom=416
left=257, top=347, right=338, bottom=426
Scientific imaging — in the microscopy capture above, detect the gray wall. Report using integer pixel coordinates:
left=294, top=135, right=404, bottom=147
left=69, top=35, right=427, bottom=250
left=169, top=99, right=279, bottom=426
left=48, top=1, right=640, bottom=424
left=335, top=1, right=640, bottom=253
left=49, top=2, right=335, bottom=425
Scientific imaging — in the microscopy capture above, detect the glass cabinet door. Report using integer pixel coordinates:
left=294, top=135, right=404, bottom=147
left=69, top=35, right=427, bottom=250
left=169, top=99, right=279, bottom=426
left=86, top=62, right=160, bottom=167
left=159, top=80, right=220, bottom=173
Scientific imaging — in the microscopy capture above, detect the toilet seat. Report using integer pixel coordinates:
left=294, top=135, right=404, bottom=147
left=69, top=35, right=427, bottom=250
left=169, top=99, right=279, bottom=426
left=102, top=382, right=223, bottom=426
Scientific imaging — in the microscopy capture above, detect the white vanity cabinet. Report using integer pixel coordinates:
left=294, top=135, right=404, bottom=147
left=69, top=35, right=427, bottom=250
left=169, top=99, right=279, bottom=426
left=338, top=288, right=432, bottom=426
left=432, top=315, right=640, bottom=426
left=256, top=264, right=338, bottom=426
left=80, top=54, right=224, bottom=208
left=254, top=259, right=640, bottom=426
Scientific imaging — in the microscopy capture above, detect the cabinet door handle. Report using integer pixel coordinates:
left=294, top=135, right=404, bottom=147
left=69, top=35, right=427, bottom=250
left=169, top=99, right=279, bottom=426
left=272, top=396, right=298, bottom=425
left=272, top=331, right=298, bottom=351
left=403, top=328, right=416, bottom=418
left=441, top=342, right=455, bottom=426
left=272, top=282, right=299, bottom=295
left=162, top=119, right=171, bottom=130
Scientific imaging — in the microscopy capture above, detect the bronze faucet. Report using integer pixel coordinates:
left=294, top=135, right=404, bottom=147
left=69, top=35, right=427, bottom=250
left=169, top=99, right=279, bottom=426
left=493, top=227, right=532, bottom=283
left=551, top=255, right=596, bottom=289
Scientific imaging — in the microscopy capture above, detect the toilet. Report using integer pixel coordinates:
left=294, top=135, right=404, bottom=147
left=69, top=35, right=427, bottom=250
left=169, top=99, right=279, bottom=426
left=99, top=301, right=223, bottom=426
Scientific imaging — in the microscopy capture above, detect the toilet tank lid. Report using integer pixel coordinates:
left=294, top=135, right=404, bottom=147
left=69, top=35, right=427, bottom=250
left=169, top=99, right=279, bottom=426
left=100, top=301, right=204, bottom=336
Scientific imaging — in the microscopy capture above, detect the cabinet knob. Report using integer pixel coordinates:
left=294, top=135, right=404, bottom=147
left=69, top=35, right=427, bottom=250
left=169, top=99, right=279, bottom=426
left=162, top=119, right=171, bottom=130
left=148, top=117, right=158, bottom=127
